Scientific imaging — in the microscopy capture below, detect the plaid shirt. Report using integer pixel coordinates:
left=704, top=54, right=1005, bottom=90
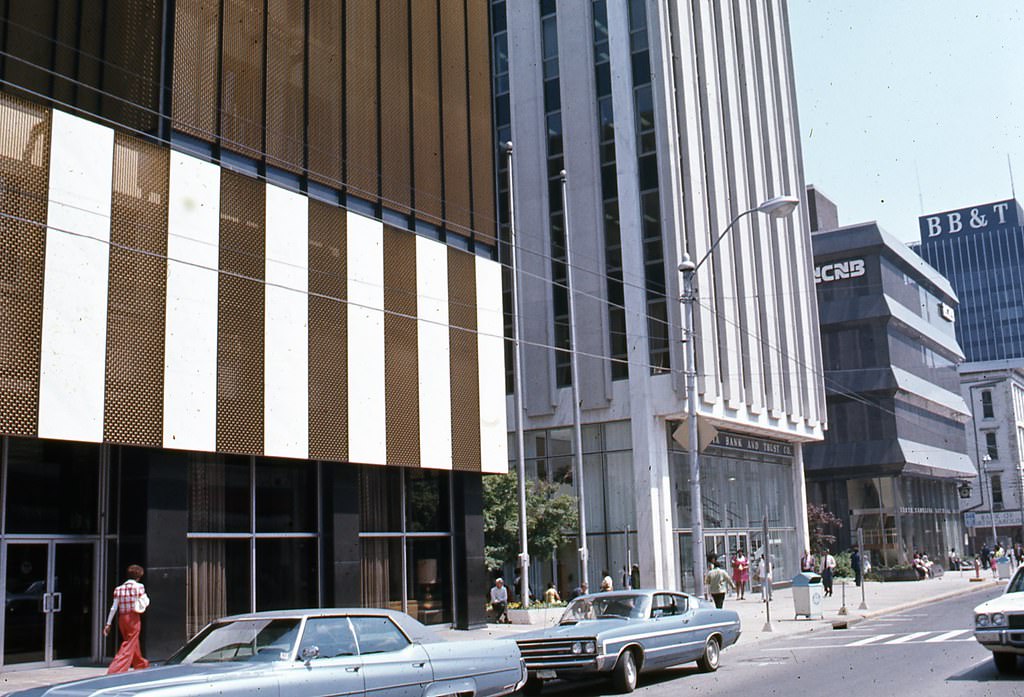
left=106, top=580, right=146, bottom=624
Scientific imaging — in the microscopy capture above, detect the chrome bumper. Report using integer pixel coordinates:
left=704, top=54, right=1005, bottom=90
left=975, top=629, right=1024, bottom=653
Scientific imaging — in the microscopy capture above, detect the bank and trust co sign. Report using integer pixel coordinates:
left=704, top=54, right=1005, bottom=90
left=919, top=198, right=1022, bottom=243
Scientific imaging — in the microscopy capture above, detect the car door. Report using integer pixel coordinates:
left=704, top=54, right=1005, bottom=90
left=646, top=593, right=689, bottom=667
left=674, top=594, right=710, bottom=662
left=277, top=616, right=364, bottom=697
left=350, top=615, right=433, bottom=697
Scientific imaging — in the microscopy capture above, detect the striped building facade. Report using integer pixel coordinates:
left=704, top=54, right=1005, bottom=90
left=0, top=0, right=502, bottom=667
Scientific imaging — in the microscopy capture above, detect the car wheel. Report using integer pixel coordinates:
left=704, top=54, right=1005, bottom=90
left=993, top=652, right=1018, bottom=674
left=696, top=636, right=721, bottom=673
left=522, top=676, right=544, bottom=695
left=611, top=649, right=638, bottom=694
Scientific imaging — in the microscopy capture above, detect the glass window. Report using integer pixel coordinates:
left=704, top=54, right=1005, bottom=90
left=256, top=459, right=316, bottom=533
left=981, top=390, right=994, bottom=418
left=992, top=475, right=1004, bottom=510
left=256, top=538, right=318, bottom=612
left=406, top=470, right=450, bottom=533
left=651, top=593, right=681, bottom=617
left=349, top=616, right=410, bottom=654
left=186, top=540, right=253, bottom=637
left=361, top=539, right=404, bottom=612
left=298, top=617, right=358, bottom=659
left=6, top=438, right=99, bottom=534
left=985, top=431, right=999, bottom=460
left=408, top=539, right=452, bottom=626
left=188, top=454, right=250, bottom=533
left=360, top=468, right=403, bottom=532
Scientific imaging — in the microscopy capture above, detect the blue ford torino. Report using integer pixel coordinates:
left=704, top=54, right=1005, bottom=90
left=514, top=590, right=741, bottom=693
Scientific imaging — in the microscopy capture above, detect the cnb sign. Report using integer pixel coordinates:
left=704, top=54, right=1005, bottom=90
left=919, top=198, right=1021, bottom=243
left=814, top=258, right=865, bottom=285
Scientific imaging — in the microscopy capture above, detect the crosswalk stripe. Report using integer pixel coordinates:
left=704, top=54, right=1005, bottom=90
left=885, top=632, right=931, bottom=644
left=847, top=634, right=895, bottom=646
left=924, top=629, right=969, bottom=643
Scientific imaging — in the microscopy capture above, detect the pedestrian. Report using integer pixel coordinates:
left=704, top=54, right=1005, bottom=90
left=851, top=545, right=862, bottom=587
left=630, top=564, right=640, bottom=590
left=800, top=549, right=815, bottom=572
left=490, top=578, right=509, bottom=624
left=757, top=554, right=773, bottom=601
left=980, top=543, right=991, bottom=569
left=543, top=583, right=561, bottom=604
left=819, top=548, right=836, bottom=596
left=600, top=570, right=613, bottom=592
left=103, top=564, right=150, bottom=674
left=705, top=560, right=736, bottom=609
left=568, top=580, right=589, bottom=600
left=731, top=548, right=749, bottom=599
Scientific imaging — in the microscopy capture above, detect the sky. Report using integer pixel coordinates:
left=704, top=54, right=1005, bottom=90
left=787, top=2, right=1024, bottom=243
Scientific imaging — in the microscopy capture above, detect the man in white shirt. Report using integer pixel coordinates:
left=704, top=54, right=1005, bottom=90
left=490, top=578, right=509, bottom=624
left=819, top=549, right=837, bottom=596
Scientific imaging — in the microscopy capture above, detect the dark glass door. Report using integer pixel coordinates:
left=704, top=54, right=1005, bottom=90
left=52, top=543, right=94, bottom=661
left=3, top=543, right=48, bottom=664
left=3, top=541, right=95, bottom=666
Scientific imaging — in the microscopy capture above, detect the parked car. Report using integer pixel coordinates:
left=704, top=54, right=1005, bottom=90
left=9, top=609, right=526, bottom=697
left=513, top=590, right=741, bottom=694
left=974, top=564, right=1024, bottom=674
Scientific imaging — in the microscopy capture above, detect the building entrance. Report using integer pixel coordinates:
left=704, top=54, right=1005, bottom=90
left=3, top=540, right=96, bottom=667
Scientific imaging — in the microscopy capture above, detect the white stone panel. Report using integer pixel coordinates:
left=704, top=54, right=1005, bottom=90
left=476, top=256, right=509, bottom=473
left=37, top=110, right=114, bottom=442
left=264, top=184, right=309, bottom=459
left=415, top=237, right=453, bottom=470
left=163, top=151, right=221, bottom=451
left=346, top=211, right=386, bottom=464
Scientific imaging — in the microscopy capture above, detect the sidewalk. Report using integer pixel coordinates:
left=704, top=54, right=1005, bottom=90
left=0, top=573, right=1004, bottom=695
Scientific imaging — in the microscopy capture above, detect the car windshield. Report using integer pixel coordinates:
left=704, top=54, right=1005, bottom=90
left=166, top=619, right=302, bottom=664
left=560, top=594, right=650, bottom=623
left=1008, top=568, right=1024, bottom=594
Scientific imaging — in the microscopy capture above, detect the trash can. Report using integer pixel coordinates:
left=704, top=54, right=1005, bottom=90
left=792, top=571, right=824, bottom=619
left=997, top=556, right=1012, bottom=580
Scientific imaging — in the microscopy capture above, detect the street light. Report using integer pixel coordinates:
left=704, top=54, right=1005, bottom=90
left=679, top=194, right=800, bottom=597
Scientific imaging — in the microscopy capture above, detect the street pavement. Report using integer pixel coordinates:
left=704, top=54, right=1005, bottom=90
left=0, top=572, right=1010, bottom=695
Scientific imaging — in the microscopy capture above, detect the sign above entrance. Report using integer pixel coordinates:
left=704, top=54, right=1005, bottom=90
left=709, top=431, right=794, bottom=458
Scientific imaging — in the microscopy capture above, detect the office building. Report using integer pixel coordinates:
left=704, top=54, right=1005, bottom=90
left=0, top=0, right=505, bottom=666
left=959, top=361, right=1024, bottom=550
left=806, top=217, right=971, bottom=564
left=493, top=0, right=825, bottom=593
left=915, top=198, right=1024, bottom=362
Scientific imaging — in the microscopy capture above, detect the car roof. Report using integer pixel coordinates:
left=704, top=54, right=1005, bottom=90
left=214, top=608, right=438, bottom=643
left=574, top=589, right=686, bottom=599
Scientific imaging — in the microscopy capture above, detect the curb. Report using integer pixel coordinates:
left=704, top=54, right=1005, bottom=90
left=743, top=580, right=1002, bottom=644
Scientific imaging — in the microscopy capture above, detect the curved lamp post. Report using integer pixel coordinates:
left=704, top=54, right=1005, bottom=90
left=679, top=195, right=800, bottom=597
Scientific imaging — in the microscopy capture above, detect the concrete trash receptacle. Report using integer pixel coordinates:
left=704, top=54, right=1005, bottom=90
left=997, top=556, right=1012, bottom=580
left=792, top=571, right=824, bottom=619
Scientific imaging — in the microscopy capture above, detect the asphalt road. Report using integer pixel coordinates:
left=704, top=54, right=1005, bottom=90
left=530, top=586, right=1022, bottom=696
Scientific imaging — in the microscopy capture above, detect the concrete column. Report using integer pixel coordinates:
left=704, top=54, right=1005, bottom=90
left=632, top=416, right=678, bottom=590
left=793, top=445, right=810, bottom=557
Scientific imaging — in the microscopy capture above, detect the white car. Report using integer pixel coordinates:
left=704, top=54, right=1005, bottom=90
left=974, top=563, right=1024, bottom=673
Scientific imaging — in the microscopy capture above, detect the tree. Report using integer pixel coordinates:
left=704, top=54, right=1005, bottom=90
left=807, top=502, right=843, bottom=552
left=483, top=472, right=579, bottom=572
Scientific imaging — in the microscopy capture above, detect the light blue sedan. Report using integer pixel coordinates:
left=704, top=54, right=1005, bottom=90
left=514, top=590, right=741, bottom=693
left=10, top=609, right=526, bottom=697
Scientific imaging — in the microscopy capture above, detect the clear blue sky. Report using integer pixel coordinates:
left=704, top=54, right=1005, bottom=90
left=788, top=2, right=1024, bottom=243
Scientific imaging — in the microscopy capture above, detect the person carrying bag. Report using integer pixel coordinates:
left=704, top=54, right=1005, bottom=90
left=103, top=564, right=151, bottom=674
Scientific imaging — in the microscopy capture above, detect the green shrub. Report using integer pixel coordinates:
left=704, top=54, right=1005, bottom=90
left=833, top=551, right=853, bottom=579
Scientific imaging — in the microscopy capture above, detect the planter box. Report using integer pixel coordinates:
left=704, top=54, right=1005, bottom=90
left=507, top=607, right=563, bottom=626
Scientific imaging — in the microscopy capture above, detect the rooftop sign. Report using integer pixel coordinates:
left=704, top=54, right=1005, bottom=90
left=919, top=198, right=1022, bottom=243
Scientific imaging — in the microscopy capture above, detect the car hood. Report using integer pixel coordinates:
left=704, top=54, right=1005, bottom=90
left=515, top=619, right=637, bottom=640
left=8, top=663, right=267, bottom=696
left=975, top=592, right=1024, bottom=614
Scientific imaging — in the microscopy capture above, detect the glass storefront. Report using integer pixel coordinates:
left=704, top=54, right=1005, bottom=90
left=669, top=431, right=798, bottom=593
left=358, top=468, right=453, bottom=626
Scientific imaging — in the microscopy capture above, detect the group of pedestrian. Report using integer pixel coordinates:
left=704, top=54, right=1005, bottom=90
left=702, top=548, right=774, bottom=609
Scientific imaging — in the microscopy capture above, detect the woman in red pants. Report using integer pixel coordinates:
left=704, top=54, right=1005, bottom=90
left=103, top=564, right=150, bottom=674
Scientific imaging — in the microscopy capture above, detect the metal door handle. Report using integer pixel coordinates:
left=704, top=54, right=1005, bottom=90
left=41, top=593, right=51, bottom=613
left=345, top=666, right=360, bottom=672
left=412, top=662, right=426, bottom=668
left=52, top=593, right=62, bottom=613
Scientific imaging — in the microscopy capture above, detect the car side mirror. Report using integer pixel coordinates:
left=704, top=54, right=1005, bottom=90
left=301, top=646, right=320, bottom=666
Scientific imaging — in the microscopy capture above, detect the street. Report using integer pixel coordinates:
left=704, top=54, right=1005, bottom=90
left=532, top=587, right=1021, bottom=696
